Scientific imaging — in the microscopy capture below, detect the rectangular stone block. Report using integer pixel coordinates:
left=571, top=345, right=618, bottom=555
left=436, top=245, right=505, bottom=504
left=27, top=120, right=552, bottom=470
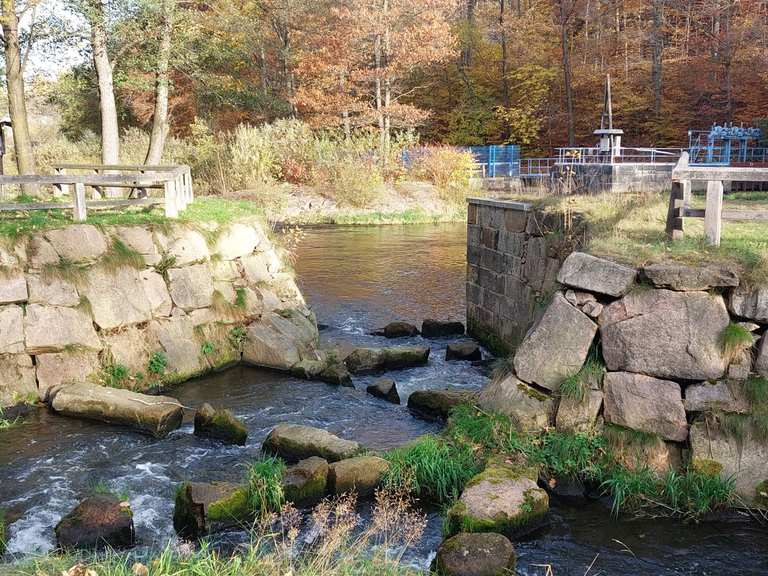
left=480, top=248, right=503, bottom=272
left=467, top=264, right=479, bottom=285
left=478, top=267, right=504, bottom=294
left=468, top=203, right=478, bottom=225
left=479, top=206, right=504, bottom=230
left=481, top=289, right=503, bottom=315
left=504, top=208, right=529, bottom=232
left=466, top=282, right=481, bottom=305
left=467, top=225, right=482, bottom=246
left=498, top=231, right=525, bottom=256
left=503, top=255, right=524, bottom=278
left=467, top=245, right=481, bottom=265
left=480, top=228, right=499, bottom=250
left=524, top=237, right=548, bottom=289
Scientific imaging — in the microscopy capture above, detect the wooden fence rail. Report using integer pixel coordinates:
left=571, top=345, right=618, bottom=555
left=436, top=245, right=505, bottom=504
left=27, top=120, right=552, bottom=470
left=666, top=152, right=768, bottom=246
left=0, top=164, right=193, bottom=221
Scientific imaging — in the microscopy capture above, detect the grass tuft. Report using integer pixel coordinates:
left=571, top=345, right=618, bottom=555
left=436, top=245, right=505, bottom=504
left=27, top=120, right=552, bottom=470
left=41, top=257, right=88, bottom=286
left=101, top=237, right=144, bottom=271
left=719, top=323, right=755, bottom=365
left=246, top=456, right=285, bottom=518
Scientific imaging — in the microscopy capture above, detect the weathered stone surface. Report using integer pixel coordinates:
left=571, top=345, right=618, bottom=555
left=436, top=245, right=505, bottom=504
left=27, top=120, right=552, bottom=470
left=263, top=424, right=360, bottom=463
left=642, top=262, right=739, bottom=291
left=82, top=266, right=153, bottom=330
left=513, top=293, right=596, bottom=391
left=167, top=264, right=214, bottom=311
left=27, top=273, right=79, bottom=307
left=0, top=354, right=37, bottom=407
left=214, top=223, right=260, bottom=260
left=366, top=378, right=400, bottom=404
left=46, top=225, right=108, bottom=262
left=344, top=346, right=429, bottom=374
left=24, top=304, right=101, bottom=353
left=0, top=269, right=27, bottom=304
left=212, top=260, right=240, bottom=282
left=26, top=236, right=59, bottom=268
left=421, top=319, right=465, bottom=338
left=139, top=269, right=172, bottom=317
left=103, top=326, right=157, bottom=377
left=113, top=226, right=161, bottom=266
left=729, top=287, right=768, bottom=323
left=243, top=311, right=318, bottom=371
left=690, top=415, right=768, bottom=503
left=328, top=455, right=389, bottom=497
left=446, top=341, right=482, bottom=362
left=757, top=335, right=768, bottom=378
left=36, top=351, right=101, bottom=400
left=601, top=289, right=729, bottom=380
left=382, top=321, right=419, bottom=338
left=51, top=383, right=184, bottom=437
left=173, top=481, right=249, bottom=538
left=477, top=374, right=553, bottom=432
left=606, top=428, right=682, bottom=474
left=0, top=305, right=24, bottom=354
left=55, top=495, right=134, bottom=550
left=603, top=372, right=687, bottom=442
left=283, top=457, right=329, bottom=507
left=435, top=532, right=516, bottom=576
left=241, top=252, right=278, bottom=284
left=151, top=317, right=206, bottom=377
left=557, top=252, right=637, bottom=297
left=168, top=229, right=210, bottom=265
left=684, top=380, right=750, bottom=414
left=194, top=403, right=248, bottom=446
left=408, top=388, right=475, bottom=421
left=581, top=301, right=603, bottom=318
left=556, top=389, right=603, bottom=433
left=447, top=462, right=548, bottom=537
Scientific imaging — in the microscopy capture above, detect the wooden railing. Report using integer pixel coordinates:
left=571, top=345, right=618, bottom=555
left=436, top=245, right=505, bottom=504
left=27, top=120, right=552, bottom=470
left=666, top=152, right=768, bottom=246
left=0, top=164, right=193, bottom=221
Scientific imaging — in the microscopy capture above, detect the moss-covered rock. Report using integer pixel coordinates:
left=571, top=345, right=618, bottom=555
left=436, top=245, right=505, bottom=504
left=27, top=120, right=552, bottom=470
left=283, top=457, right=329, bottom=507
left=173, top=481, right=249, bottom=538
left=435, top=532, right=516, bottom=576
left=366, top=378, right=400, bottom=404
left=55, top=495, right=135, bottom=550
left=344, top=346, right=430, bottom=374
left=290, top=357, right=353, bottom=387
left=446, top=461, right=548, bottom=538
left=756, top=480, right=768, bottom=508
left=263, top=423, right=361, bottom=463
left=193, top=403, right=248, bottom=446
left=328, top=455, right=389, bottom=498
left=407, top=388, right=476, bottom=421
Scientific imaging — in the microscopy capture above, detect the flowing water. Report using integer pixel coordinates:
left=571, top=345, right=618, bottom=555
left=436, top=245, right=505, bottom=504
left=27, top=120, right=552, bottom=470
left=1, top=223, right=767, bottom=574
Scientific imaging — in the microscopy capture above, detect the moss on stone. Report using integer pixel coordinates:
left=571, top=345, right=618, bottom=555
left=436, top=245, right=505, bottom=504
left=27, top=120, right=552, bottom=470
left=691, top=458, right=724, bottom=477
left=206, top=487, right=250, bottom=523
left=516, top=382, right=549, bottom=403
left=755, top=480, right=768, bottom=509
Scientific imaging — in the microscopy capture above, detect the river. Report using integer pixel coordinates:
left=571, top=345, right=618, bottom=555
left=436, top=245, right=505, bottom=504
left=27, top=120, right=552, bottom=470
left=1, top=223, right=767, bottom=574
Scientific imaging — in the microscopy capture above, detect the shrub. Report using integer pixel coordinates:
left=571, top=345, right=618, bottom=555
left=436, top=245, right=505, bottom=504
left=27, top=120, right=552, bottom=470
left=246, top=457, right=285, bottom=517
left=412, top=146, right=476, bottom=204
left=103, top=364, right=130, bottom=388
left=148, top=352, right=168, bottom=376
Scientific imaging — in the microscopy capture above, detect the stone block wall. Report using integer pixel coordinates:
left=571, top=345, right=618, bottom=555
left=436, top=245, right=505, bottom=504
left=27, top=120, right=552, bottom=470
left=0, top=221, right=318, bottom=408
left=549, top=163, right=674, bottom=193
left=466, top=198, right=585, bottom=353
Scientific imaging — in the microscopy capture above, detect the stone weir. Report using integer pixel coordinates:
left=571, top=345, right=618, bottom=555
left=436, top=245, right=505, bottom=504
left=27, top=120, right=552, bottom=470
left=0, top=221, right=319, bottom=411
left=468, top=197, right=768, bottom=504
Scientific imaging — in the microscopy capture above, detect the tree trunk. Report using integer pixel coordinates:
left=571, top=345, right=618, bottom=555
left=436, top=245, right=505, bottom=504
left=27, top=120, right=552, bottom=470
left=500, top=0, right=510, bottom=108
left=461, top=0, right=477, bottom=67
left=382, top=0, right=391, bottom=165
left=559, top=4, right=574, bottom=146
left=650, top=0, right=664, bottom=117
left=1, top=0, right=38, bottom=195
left=89, top=0, right=120, bottom=171
left=145, top=0, right=174, bottom=165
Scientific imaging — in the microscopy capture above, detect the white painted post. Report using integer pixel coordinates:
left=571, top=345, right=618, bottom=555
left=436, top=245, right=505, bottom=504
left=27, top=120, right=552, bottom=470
left=73, top=183, right=87, bottom=222
left=53, top=168, right=70, bottom=198
left=704, top=180, right=724, bottom=246
left=186, top=169, right=194, bottom=204
left=164, top=178, right=178, bottom=218
left=176, top=175, right=186, bottom=211
left=682, top=180, right=691, bottom=207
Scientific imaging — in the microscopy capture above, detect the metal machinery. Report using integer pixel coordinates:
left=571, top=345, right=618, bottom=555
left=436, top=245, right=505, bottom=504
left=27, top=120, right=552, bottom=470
left=688, top=123, right=768, bottom=166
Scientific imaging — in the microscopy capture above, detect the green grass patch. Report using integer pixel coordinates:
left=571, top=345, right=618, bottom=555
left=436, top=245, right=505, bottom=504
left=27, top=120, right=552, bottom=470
left=719, top=323, right=755, bottom=365
left=246, top=456, right=285, bottom=518
left=0, top=508, right=5, bottom=556
left=101, top=237, right=144, bottom=270
left=102, top=363, right=130, bottom=388
left=41, top=257, right=88, bottom=286
left=745, top=377, right=768, bottom=408
left=559, top=358, right=604, bottom=402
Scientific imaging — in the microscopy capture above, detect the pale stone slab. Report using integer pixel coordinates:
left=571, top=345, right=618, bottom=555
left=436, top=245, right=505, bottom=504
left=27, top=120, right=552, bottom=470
left=556, top=389, right=603, bottom=433
left=477, top=373, right=554, bottom=432
left=729, top=287, right=768, bottom=323
left=27, top=274, right=79, bottom=307
left=140, top=269, right=172, bottom=317
left=0, top=269, right=28, bottom=304
left=168, top=229, right=210, bottom=266
left=25, top=304, right=101, bottom=353
left=26, top=236, right=60, bottom=268
left=45, top=225, right=108, bottom=262
left=0, top=354, right=37, bottom=406
left=642, top=262, right=739, bottom=291
left=167, top=264, right=214, bottom=311
left=151, top=316, right=206, bottom=377
left=0, top=305, right=25, bottom=354
left=557, top=252, right=637, bottom=297
left=113, top=226, right=161, bottom=266
left=214, top=223, right=260, bottom=260
left=82, top=266, right=153, bottom=330
left=684, top=380, right=750, bottom=414
left=36, top=351, right=101, bottom=399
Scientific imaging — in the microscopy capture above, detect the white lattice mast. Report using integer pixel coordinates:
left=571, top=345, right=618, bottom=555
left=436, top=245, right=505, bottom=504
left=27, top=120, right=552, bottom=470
left=594, top=74, right=623, bottom=162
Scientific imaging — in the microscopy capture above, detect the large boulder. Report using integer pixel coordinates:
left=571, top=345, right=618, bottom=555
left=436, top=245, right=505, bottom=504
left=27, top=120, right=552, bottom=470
left=113, top=226, right=162, bottom=266
left=26, top=236, right=59, bottom=269
left=167, top=264, right=214, bottom=311
left=435, top=532, right=516, bottom=576
left=35, top=351, right=101, bottom=400
left=600, top=289, right=729, bottom=380
left=81, top=266, right=153, bottom=330
left=262, top=424, right=361, bottom=463
left=366, top=378, right=400, bottom=404
left=241, top=252, right=281, bottom=284
left=45, top=225, right=108, bottom=262
left=291, top=356, right=353, bottom=387
left=194, top=403, right=248, bottom=446
left=642, top=262, right=739, bottom=291
left=55, top=495, right=134, bottom=550
left=328, top=455, right=389, bottom=497
left=214, top=223, right=261, bottom=260
left=477, top=374, right=554, bottom=432
left=0, top=305, right=24, bottom=354
left=408, top=388, right=475, bottom=421
left=421, top=319, right=465, bottom=338
left=0, top=354, right=37, bottom=407
left=140, top=270, right=172, bottom=317
left=243, top=311, right=318, bottom=371
left=603, top=372, right=687, bottom=442
left=556, top=389, right=603, bottom=433
left=151, top=317, right=206, bottom=378
left=684, top=380, right=750, bottom=414
left=173, top=481, right=249, bottom=538
left=283, top=457, right=329, bottom=507
left=605, top=426, right=682, bottom=474
left=50, top=383, right=184, bottom=437
left=513, top=293, right=597, bottom=391
left=167, top=229, right=210, bottom=266
left=729, top=287, right=768, bottom=323
left=382, top=321, right=419, bottom=338
left=344, top=346, right=429, bottom=374
left=446, top=342, right=482, bottom=362
left=24, top=304, right=101, bottom=354
left=557, top=252, right=636, bottom=297
left=0, top=269, right=27, bottom=304
left=26, top=274, right=79, bottom=307
left=447, top=461, right=548, bottom=538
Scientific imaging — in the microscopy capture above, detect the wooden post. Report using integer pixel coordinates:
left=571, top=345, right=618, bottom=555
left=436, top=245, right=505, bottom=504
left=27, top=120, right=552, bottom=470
left=53, top=167, right=70, bottom=198
left=665, top=181, right=684, bottom=240
left=704, top=180, right=724, bottom=246
left=682, top=179, right=691, bottom=207
left=73, top=183, right=87, bottom=222
left=164, top=177, right=178, bottom=218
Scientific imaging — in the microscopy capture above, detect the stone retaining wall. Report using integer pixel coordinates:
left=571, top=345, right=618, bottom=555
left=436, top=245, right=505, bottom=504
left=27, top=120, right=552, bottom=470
left=0, top=221, right=318, bottom=408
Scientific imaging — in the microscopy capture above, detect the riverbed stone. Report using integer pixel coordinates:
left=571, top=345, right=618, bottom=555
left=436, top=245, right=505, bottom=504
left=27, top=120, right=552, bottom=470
left=421, top=319, right=465, bottom=338
left=168, top=228, right=210, bottom=265
left=477, top=374, right=554, bottom=432
left=0, top=269, right=27, bottom=304
left=283, top=457, right=329, bottom=507
left=642, top=262, right=739, bottom=291
left=263, top=423, right=361, bottom=463
left=26, top=273, right=79, bottom=307
left=603, top=372, right=688, bottom=442
left=140, top=269, right=172, bottom=317
left=55, top=495, right=134, bottom=550
left=0, top=354, right=37, bottom=407
left=446, top=341, right=482, bottom=361
left=50, top=383, right=184, bottom=437
left=113, top=226, right=161, bottom=266
left=756, top=335, right=768, bottom=378
left=382, top=321, right=420, bottom=338
left=366, top=378, right=400, bottom=404
left=408, top=388, right=475, bottom=421
left=600, top=289, right=729, bottom=380
left=151, top=317, right=206, bottom=378
left=435, top=532, right=516, bottom=576
left=447, top=461, right=548, bottom=538
left=513, top=293, right=597, bottom=391
left=684, top=380, right=750, bottom=414
left=194, top=403, right=248, bottom=446
left=556, top=389, right=603, bottom=433
left=243, top=311, right=318, bottom=371
left=729, top=286, right=768, bottom=323
left=557, top=252, right=637, bottom=297
left=214, top=223, right=260, bottom=260
left=82, top=266, right=153, bottom=330
left=173, top=481, right=249, bottom=538
left=328, top=455, right=389, bottom=497
left=344, top=346, right=430, bottom=374
left=291, top=357, right=352, bottom=387
left=35, top=351, right=101, bottom=400
left=0, top=305, right=24, bottom=354
left=46, top=225, right=108, bottom=262
left=24, top=304, right=101, bottom=353
left=167, top=264, right=214, bottom=311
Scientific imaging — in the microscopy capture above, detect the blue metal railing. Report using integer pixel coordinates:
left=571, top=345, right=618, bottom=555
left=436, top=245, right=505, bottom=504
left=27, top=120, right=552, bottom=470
left=402, top=145, right=521, bottom=178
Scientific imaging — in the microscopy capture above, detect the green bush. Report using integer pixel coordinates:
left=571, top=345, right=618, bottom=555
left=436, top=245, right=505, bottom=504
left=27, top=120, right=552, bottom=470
left=412, top=146, right=477, bottom=204
left=246, top=457, right=285, bottom=517
left=148, top=352, right=168, bottom=376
